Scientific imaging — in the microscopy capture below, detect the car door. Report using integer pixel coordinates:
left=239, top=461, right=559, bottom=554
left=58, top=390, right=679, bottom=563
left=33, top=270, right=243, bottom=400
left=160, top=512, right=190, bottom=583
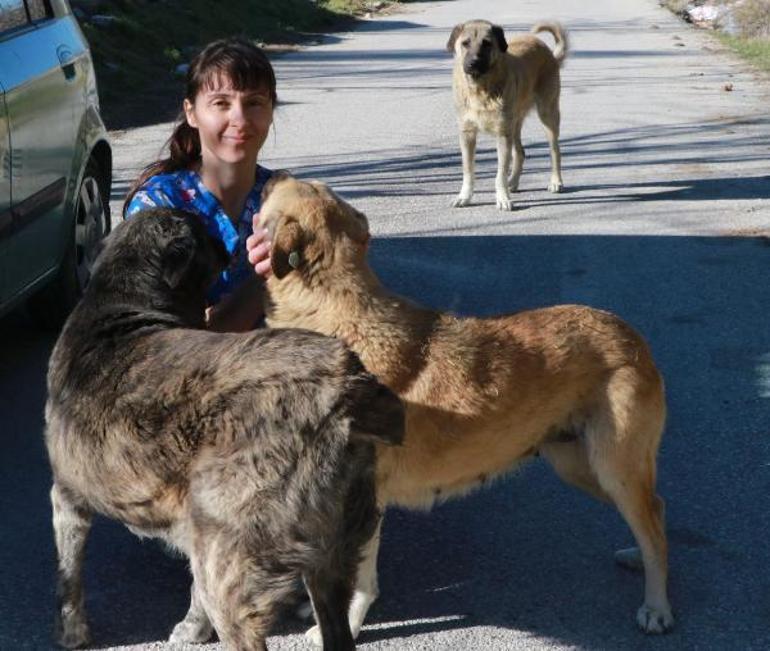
left=0, top=78, right=9, bottom=304
left=0, top=0, right=84, bottom=300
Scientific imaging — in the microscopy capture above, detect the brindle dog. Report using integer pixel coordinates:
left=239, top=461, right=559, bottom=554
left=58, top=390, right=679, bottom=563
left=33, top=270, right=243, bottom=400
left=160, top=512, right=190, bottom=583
left=45, top=209, right=404, bottom=650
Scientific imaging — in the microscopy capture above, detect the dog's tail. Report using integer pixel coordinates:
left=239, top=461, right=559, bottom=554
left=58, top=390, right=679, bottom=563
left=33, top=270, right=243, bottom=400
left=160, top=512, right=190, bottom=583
left=532, top=22, right=568, bottom=65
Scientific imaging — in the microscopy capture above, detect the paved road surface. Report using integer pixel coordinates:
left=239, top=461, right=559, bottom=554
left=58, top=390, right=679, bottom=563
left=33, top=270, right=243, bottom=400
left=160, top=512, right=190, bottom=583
left=1, top=0, right=769, bottom=649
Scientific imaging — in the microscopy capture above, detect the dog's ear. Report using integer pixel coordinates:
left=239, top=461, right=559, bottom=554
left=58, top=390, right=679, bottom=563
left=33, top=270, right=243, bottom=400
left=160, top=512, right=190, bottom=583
left=447, top=23, right=464, bottom=53
left=491, top=24, right=508, bottom=52
left=343, top=208, right=370, bottom=247
left=261, top=169, right=294, bottom=205
left=162, top=234, right=197, bottom=289
left=271, top=216, right=305, bottom=279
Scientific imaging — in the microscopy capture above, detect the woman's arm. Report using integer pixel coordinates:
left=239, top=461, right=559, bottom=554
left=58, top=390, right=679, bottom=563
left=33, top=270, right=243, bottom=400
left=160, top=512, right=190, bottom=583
left=208, top=217, right=272, bottom=332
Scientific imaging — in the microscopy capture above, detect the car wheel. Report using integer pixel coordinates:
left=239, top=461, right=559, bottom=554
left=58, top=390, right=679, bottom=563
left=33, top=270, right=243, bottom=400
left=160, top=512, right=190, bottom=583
left=28, top=158, right=111, bottom=329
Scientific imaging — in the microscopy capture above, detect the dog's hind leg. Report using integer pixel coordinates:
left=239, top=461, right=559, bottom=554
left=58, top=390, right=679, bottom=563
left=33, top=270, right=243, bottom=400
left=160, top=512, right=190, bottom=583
left=540, top=437, right=612, bottom=504
left=306, top=517, right=382, bottom=647
left=304, top=569, right=356, bottom=651
left=495, top=133, right=515, bottom=210
left=536, top=93, right=563, bottom=193
left=586, top=369, right=673, bottom=634
left=168, top=578, right=214, bottom=644
left=451, top=125, right=477, bottom=207
left=51, top=482, right=92, bottom=649
left=348, top=518, right=382, bottom=639
left=508, top=119, right=526, bottom=192
left=190, top=536, right=295, bottom=651
left=540, top=438, right=644, bottom=571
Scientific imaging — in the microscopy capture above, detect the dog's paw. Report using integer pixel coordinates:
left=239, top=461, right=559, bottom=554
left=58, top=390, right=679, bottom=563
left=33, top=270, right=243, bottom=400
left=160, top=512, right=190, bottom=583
left=169, top=618, right=214, bottom=644
left=451, top=194, right=472, bottom=208
left=56, top=611, right=90, bottom=649
left=548, top=180, right=563, bottom=193
left=614, top=546, right=644, bottom=572
left=637, top=603, right=674, bottom=634
left=305, top=624, right=324, bottom=648
left=496, top=196, right=515, bottom=211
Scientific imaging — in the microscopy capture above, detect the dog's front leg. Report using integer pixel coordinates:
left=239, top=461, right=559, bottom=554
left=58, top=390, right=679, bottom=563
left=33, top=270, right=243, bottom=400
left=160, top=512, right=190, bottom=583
left=495, top=133, right=515, bottom=210
left=508, top=120, right=525, bottom=192
left=169, top=578, right=214, bottom=644
left=451, top=125, right=477, bottom=207
left=306, top=518, right=382, bottom=648
left=51, top=482, right=92, bottom=649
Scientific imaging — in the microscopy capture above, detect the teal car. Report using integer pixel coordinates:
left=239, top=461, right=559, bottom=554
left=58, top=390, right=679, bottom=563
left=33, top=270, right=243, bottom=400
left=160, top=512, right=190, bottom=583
left=0, top=0, right=111, bottom=327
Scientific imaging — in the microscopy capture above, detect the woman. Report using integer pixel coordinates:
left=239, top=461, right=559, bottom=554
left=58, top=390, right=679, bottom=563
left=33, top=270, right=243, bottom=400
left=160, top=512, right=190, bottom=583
left=124, top=37, right=273, bottom=331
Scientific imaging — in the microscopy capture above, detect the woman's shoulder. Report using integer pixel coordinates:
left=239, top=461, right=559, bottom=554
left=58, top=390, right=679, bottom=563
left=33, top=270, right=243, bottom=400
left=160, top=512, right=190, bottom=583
left=255, top=165, right=274, bottom=186
left=125, top=170, right=200, bottom=216
left=139, top=170, right=198, bottom=192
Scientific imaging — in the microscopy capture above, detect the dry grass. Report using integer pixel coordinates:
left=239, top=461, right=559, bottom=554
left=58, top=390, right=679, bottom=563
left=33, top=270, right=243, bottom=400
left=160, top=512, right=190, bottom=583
left=731, top=0, right=770, bottom=38
left=661, top=0, right=770, bottom=71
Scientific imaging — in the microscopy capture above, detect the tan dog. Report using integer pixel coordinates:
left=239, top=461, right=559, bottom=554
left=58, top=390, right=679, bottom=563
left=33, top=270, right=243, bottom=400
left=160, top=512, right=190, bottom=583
left=259, top=174, right=675, bottom=641
left=448, top=20, right=567, bottom=209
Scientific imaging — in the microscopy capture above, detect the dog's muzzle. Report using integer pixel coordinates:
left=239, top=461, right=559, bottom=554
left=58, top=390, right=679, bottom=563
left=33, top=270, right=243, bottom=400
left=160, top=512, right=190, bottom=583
left=463, top=58, right=487, bottom=78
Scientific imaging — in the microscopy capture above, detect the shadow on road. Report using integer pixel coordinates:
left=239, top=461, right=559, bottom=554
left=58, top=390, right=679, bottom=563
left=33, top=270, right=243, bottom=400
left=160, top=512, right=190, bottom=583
left=277, top=116, right=770, bottom=207
left=1, top=233, right=767, bottom=649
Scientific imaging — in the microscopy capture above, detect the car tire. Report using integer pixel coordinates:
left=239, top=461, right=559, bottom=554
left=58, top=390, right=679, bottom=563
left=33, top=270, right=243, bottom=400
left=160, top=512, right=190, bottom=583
left=28, top=157, right=111, bottom=330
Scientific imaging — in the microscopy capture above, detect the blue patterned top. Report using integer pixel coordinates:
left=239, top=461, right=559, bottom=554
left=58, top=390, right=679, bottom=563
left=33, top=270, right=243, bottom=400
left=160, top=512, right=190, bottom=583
left=124, top=167, right=272, bottom=305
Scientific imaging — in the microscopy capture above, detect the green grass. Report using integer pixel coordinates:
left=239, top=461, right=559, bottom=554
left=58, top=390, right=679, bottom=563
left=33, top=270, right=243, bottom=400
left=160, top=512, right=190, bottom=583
left=717, top=33, right=770, bottom=71
left=77, top=0, right=381, bottom=128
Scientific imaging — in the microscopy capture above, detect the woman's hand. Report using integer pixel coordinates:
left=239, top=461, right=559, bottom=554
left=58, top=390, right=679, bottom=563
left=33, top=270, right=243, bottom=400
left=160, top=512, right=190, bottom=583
left=246, top=212, right=272, bottom=277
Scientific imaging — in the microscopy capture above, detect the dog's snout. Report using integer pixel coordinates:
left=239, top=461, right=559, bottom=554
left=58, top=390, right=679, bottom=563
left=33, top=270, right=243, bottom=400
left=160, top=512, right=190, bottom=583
left=463, top=57, right=486, bottom=76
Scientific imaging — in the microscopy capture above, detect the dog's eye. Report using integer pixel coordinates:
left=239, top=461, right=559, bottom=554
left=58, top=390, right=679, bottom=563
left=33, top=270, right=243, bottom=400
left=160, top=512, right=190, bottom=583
left=461, top=38, right=471, bottom=48
left=481, top=39, right=491, bottom=48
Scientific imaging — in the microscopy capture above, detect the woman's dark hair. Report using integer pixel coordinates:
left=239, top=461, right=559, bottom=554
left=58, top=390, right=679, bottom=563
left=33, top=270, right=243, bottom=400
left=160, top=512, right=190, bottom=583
left=123, top=37, right=277, bottom=215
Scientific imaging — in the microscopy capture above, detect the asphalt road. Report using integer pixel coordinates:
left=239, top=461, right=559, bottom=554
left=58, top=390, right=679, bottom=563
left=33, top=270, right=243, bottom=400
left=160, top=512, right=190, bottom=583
left=2, top=0, right=769, bottom=649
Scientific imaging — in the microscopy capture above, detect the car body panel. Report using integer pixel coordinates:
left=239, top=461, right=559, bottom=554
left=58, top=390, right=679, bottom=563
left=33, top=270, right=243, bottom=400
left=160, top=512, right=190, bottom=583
left=0, top=0, right=111, bottom=317
left=0, top=82, right=10, bottom=299
left=0, top=16, right=84, bottom=294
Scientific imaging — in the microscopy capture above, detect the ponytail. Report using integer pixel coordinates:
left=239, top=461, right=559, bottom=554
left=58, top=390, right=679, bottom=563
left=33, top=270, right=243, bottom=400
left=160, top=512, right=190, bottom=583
left=122, top=118, right=201, bottom=216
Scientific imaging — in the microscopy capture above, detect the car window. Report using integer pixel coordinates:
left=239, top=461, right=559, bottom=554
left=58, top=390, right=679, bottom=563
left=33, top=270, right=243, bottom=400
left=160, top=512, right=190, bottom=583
left=26, top=0, right=51, bottom=22
left=0, top=1, right=28, bottom=35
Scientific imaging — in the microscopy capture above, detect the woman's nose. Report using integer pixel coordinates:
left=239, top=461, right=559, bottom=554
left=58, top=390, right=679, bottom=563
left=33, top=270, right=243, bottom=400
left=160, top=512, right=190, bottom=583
left=228, top=101, right=246, bottom=123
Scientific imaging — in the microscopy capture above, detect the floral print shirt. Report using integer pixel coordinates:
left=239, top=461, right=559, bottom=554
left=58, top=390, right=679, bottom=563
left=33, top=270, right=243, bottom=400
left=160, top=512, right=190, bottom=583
left=124, top=167, right=272, bottom=305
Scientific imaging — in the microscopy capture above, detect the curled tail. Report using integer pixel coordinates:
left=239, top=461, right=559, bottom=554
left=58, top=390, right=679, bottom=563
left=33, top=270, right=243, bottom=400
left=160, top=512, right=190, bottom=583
left=532, top=22, right=568, bottom=65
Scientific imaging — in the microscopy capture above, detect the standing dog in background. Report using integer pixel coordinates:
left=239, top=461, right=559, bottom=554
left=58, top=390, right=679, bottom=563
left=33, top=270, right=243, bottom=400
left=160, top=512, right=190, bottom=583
left=448, top=20, right=568, bottom=209
left=45, top=209, right=404, bottom=651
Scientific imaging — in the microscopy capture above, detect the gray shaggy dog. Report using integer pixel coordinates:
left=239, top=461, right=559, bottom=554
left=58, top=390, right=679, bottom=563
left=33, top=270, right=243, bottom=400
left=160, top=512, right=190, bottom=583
left=45, top=208, right=404, bottom=651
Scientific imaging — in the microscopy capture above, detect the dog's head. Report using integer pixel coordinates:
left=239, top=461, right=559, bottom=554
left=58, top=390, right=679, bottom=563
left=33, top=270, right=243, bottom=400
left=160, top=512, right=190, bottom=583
left=447, top=20, right=508, bottom=79
left=90, top=208, right=230, bottom=321
left=259, top=172, right=370, bottom=282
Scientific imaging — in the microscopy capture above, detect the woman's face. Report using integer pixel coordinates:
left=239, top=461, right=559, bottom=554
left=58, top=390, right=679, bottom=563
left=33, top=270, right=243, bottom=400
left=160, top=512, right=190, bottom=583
left=184, top=77, right=274, bottom=167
